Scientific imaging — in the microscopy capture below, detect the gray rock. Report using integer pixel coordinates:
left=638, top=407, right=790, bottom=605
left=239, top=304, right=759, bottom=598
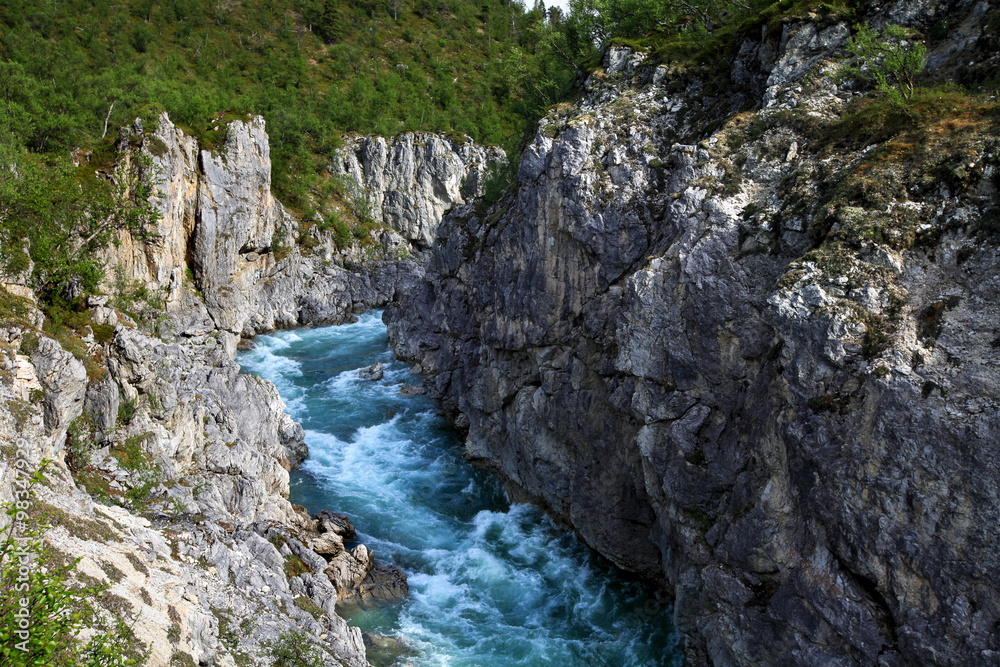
left=358, top=362, right=383, bottom=381
left=316, top=510, right=356, bottom=540
left=385, top=10, right=1000, bottom=666
left=84, top=373, right=119, bottom=435
left=331, top=133, right=505, bottom=248
left=32, top=336, right=88, bottom=451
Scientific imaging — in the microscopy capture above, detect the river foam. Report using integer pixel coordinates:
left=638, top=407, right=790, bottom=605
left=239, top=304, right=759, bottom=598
left=239, top=311, right=680, bottom=666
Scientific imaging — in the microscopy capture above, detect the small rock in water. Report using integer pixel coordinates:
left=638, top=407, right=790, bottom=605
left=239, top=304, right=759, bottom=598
left=399, top=384, right=426, bottom=396
left=358, top=362, right=383, bottom=381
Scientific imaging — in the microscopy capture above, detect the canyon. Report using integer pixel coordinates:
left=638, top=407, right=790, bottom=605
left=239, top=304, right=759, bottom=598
left=2, top=0, right=999, bottom=664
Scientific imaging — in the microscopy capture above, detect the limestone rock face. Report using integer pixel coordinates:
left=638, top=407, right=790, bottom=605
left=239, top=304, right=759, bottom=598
left=32, top=336, right=88, bottom=452
left=193, top=117, right=282, bottom=337
left=111, top=115, right=199, bottom=303
left=84, top=373, right=119, bottom=436
left=105, top=113, right=439, bottom=353
left=386, top=3, right=1000, bottom=665
left=332, top=132, right=505, bottom=247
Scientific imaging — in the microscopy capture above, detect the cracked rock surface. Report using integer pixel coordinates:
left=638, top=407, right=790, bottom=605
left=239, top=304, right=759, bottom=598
left=385, top=1, right=1000, bottom=664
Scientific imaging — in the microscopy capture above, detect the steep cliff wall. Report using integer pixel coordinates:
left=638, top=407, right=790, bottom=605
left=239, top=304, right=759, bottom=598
left=331, top=133, right=505, bottom=248
left=108, top=113, right=422, bottom=355
left=0, top=115, right=496, bottom=665
left=386, top=2, right=1000, bottom=665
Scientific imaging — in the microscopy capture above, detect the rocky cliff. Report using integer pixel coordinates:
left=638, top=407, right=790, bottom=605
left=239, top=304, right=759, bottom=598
left=0, top=115, right=498, bottom=665
left=385, top=1, right=1000, bottom=665
left=331, top=132, right=505, bottom=248
left=109, top=113, right=421, bottom=356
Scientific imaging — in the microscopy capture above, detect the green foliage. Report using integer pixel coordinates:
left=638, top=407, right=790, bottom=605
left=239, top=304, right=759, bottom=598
left=480, top=156, right=519, bottom=208
left=266, top=630, right=327, bottom=667
left=0, top=468, right=141, bottom=666
left=0, top=142, right=160, bottom=310
left=65, top=415, right=96, bottom=472
left=118, top=397, right=139, bottom=425
left=0, top=0, right=593, bottom=215
left=843, top=23, right=927, bottom=107
left=570, top=0, right=674, bottom=41
left=570, top=0, right=780, bottom=47
left=114, top=433, right=153, bottom=472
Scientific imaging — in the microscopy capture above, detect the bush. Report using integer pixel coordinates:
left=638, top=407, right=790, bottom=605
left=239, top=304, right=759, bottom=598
left=480, top=156, right=517, bottom=207
left=267, top=630, right=327, bottom=667
left=65, top=415, right=96, bottom=472
left=118, top=398, right=139, bottom=424
left=0, top=469, right=141, bottom=666
left=843, top=23, right=927, bottom=107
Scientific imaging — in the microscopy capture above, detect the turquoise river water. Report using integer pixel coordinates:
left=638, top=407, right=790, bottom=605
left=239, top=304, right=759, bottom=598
left=238, top=311, right=681, bottom=666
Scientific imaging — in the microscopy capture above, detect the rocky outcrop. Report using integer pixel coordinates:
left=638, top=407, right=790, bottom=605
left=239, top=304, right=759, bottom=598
left=0, top=291, right=410, bottom=665
left=386, top=2, right=1000, bottom=665
left=108, top=114, right=425, bottom=355
left=190, top=117, right=283, bottom=338
left=331, top=132, right=505, bottom=247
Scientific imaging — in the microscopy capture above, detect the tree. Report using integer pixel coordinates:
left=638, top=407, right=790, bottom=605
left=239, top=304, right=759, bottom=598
left=844, top=23, right=927, bottom=107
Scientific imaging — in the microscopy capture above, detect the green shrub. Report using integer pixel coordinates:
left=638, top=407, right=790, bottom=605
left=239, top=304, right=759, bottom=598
left=842, top=23, right=927, bottom=107
left=266, top=630, right=327, bottom=667
left=480, top=156, right=517, bottom=208
left=114, top=434, right=153, bottom=472
left=65, top=415, right=96, bottom=472
left=118, top=398, right=139, bottom=424
left=0, top=469, right=142, bottom=666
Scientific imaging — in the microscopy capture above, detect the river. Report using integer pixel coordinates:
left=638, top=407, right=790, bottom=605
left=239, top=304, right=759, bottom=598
left=238, top=311, right=680, bottom=666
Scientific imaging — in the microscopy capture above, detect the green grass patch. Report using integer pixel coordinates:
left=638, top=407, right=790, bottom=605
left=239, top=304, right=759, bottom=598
left=113, top=433, right=154, bottom=471
left=292, top=596, right=326, bottom=621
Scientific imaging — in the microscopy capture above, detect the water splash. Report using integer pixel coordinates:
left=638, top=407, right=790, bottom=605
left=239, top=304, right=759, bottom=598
left=240, top=311, right=680, bottom=667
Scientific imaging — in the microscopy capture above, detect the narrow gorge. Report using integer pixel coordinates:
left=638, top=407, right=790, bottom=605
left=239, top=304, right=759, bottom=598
left=239, top=312, right=678, bottom=665
left=1, top=0, right=999, bottom=665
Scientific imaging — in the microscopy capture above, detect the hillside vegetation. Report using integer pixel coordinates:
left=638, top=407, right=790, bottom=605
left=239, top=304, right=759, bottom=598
left=2, top=0, right=998, bottom=341
left=0, top=0, right=599, bottom=205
